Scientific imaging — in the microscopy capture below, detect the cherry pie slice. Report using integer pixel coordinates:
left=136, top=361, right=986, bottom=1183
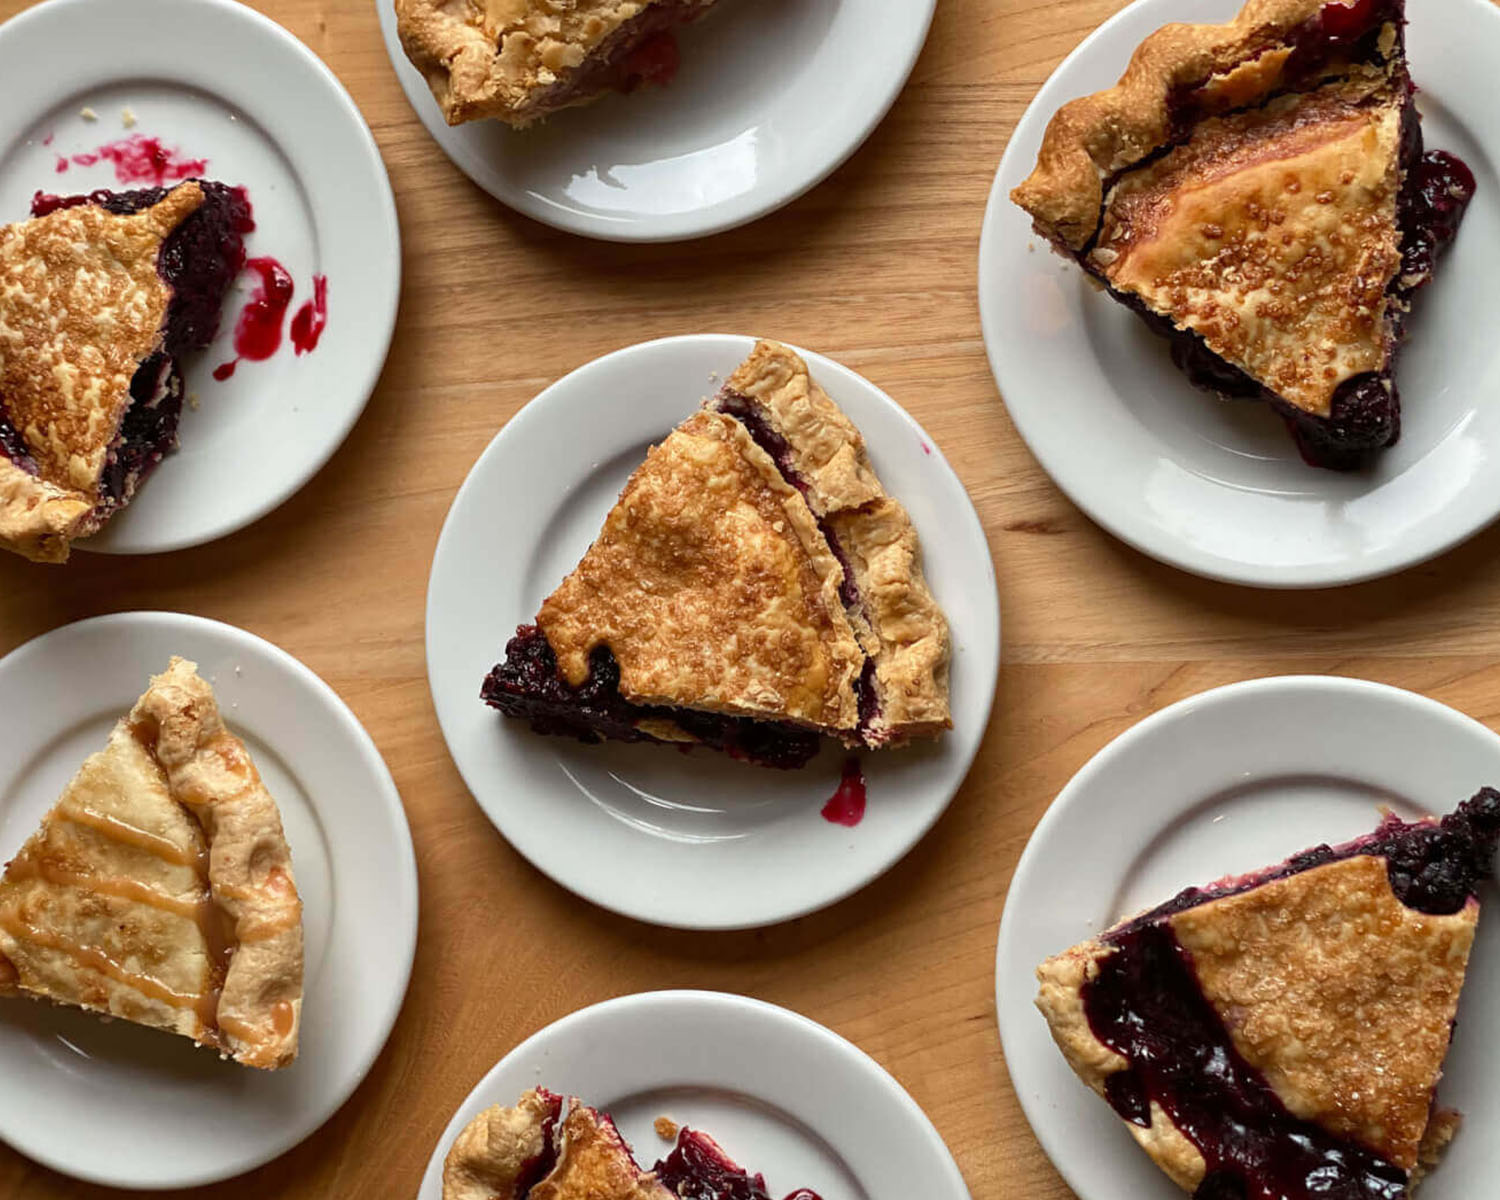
left=1011, top=0, right=1476, bottom=469
left=0, top=180, right=250, bottom=562
left=1035, top=789, right=1500, bottom=1197
left=0, top=658, right=303, bottom=1068
left=443, top=1089, right=821, bottom=1200
left=396, top=0, right=721, bottom=127
left=482, top=340, right=952, bottom=769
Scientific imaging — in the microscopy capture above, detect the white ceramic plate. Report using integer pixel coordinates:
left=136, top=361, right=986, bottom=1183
left=978, top=0, right=1500, bottom=588
left=996, top=675, right=1500, bottom=1200
left=0, top=0, right=400, bottom=556
left=416, top=990, right=970, bottom=1199
left=426, top=334, right=998, bottom=930
left=0, top=613, right=418, bottom=1190
left=376, top=0, right=935, bottom=242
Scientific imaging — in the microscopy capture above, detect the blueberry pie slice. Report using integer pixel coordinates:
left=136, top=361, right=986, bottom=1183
left=1035, top=789, right=1500, bottom=1197
left=396, top=0, right=721, bottom=127
left=482, top=340, right=952, bottom=769
left=0, top=658, right=302, bottom=1068
left=0, top=181, right=250, bottom=562
left=443, top=1088, right=821, bottom=1200
left=1011, top=0, right=1475, bottom=468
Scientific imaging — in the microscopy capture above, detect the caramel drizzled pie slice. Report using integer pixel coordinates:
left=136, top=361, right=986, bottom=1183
left=0, top=657, right=303, bottom=1069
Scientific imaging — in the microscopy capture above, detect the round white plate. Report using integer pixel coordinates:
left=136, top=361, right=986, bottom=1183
left=0, top=613, right=418, bottom=1190
left=0, top=0, right=400, bottom=556
left=978, top=0, right=1500, bottom=588
left=417, top=990, right=971, bottom=1199
left=426, top=334, right=999, bottom=930
left=376, top=0, right=935, bottom=242
left=996, top=675, right=1500, bottom=1200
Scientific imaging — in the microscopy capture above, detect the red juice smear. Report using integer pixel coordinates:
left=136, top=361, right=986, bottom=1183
left=290, top=275, right=328, bottom=355
left=67, top=134, right=208, bottom=187
left=213, top=256, right=294, bottom=380
left=41, top=133, right=53, bottom=147
left=821, top=757, right=867, bottom=827
left=54, top=156, right=69, bottom=174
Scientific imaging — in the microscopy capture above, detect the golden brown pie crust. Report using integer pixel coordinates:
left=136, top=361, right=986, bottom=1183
left=0, top=182, right=204, bottom=563
left=723, top=340, right=952, bottom=744
left=538, top=407, right=864, bottom=735
left=395, top=0, right=715, bottom=127
left=1034, top=855, right=1478, bottom=1190
left=0, top=658, right=303, bottom=1069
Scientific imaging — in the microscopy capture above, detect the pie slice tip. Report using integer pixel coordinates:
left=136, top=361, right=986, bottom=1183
left=0, top=656, right=303, bottom=1069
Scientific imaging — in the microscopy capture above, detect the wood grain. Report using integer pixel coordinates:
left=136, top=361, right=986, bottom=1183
left=2, top=0, right=1498, bottom=1197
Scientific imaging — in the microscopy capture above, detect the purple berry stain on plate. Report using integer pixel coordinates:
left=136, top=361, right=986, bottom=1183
left=821, top=756, right=866, bottom=827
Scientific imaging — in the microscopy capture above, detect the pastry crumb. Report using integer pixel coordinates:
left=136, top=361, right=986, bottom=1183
left=187, top=391, right=200, bottom=411
left=121, top=107, right=137, bottom=129
left=654, top=1116, right=679, bottom=1141
left=79, top=106, right=98, bottom=121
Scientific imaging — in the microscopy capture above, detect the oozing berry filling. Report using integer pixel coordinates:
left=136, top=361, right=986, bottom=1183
left=653, top=1128, right=824, bottom=1200
left=482, top=626, right=821, bottom=770
left=0, top=400, right=37, bottom=473
left=24, top=182, right=249, bottom=509
left=1089, top=9, right=1476, bottom=470
left=525, top=0, right=715, bottom=114
left=514, top=1090, right=564, bottom=1197
left=1080, top=790, right=1500, bottom=1200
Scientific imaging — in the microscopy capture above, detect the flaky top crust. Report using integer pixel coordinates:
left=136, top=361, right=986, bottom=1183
left=1034, top=854, right=1478, bottom=1189
left=538, top=409, right=864, bottom=734
left=1011, top=0, right=1378, bottom=250
left=0, top=183, right=203, bottom=562
left=0, top=658, right=302, bottom=1070
left=1090, top=77, right=1403, bottom=416
left=395, top=0, right=712, bottom=127
left=723, top=340, right=952, bottom=744
left=444, top=1091, right=670, bottom=1200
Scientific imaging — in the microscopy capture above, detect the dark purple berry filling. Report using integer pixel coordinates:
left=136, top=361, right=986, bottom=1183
left=1079, top=790, right=1500, bottom=1200
left=653, top=1128, right=824, bottom=1200
left=19, top=182, right=249, bottom=511
left=482, top=626, right=821, bottom=770
left=0, top=400, right=37, bottom=473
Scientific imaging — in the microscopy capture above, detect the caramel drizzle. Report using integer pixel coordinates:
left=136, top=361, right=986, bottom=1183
left=58, top=805, right=208, bottom=872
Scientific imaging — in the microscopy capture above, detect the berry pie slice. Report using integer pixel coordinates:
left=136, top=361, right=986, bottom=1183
left=1011, top=0, right=1476, bottom=468
left=395, top=0, right=720, bottom=127
left=0, top=181, right=250, bottom=562
left=0, top=658, right=302, bottom=1069
left=443, top=1088, right=821, bottom=1200
left=482, top=339, right=952, bottom=769
left=1035, top=789, right=1500, bottom=1198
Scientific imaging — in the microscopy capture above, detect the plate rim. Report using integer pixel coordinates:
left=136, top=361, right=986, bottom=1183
left=993, top=672, right=1500, bottom=1200
left=424, top=332, right=1000, bottom=930
left=373, top=0, right=938, bottom=243
left=0, top=0, right=402, bottom=557
left=414, top=988, right=972, bottom=1200
left=0, top=610, right=420, bottom=1189
left=976, top=0, right=1500, bottom=590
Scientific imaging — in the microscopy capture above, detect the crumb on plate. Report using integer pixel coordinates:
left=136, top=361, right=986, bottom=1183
left=654, top=1116, right=679, bottom=1141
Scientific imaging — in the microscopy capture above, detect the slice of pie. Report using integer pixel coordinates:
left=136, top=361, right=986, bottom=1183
left=0, top=658, right=303, bottom=1069
left=395, top=0, right=721, bottom=128
left=482, top=339, right=952, bottom=769
left=443, top=1088, right=821, bottom=1200
left=1035, top=789, right=1500, bottom=1197
left=1011, top=0, right=1476, bottom=468
left=0, top=180, right=251, bottom=562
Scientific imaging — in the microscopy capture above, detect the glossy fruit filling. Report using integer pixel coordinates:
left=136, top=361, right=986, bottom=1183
left=524, top=0, right=716, bottom=115
left=483, top=626, right=822, bottom=770
left=654, top=1127, right=824, bottom=1200
left=1080, top=790, right=1500, bottom=1200
left=13, top=183, right=250, bottom=509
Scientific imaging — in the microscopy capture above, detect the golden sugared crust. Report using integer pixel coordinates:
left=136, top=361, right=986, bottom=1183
left=442, top=1089, right=559, bottom=1200
left=395, top=0, right=716, bottom=127
left=532, top=1105, right=669, bottom=1200
left=129, top=658, right=303, bottom=1070
left=538, top=409, right=863, bottom=735
left=1035, top=940, right=1128, bottom=1086
left=0, top=182, right=203, bottom=562
left=1011, top=0, right=1387, bottom=250
left=1091, top=80, right=1403, bottom=416
left=0, top=658, right=302, bottom=1070
left=0, top=457, right=94, bottom=563
left=1169, top=856, right=1476, bottom=1171
left=723, top=341, right=952, bottom=744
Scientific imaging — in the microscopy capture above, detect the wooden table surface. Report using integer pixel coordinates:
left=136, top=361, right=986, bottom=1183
left=6, top=0, right=1500, bottom=1196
